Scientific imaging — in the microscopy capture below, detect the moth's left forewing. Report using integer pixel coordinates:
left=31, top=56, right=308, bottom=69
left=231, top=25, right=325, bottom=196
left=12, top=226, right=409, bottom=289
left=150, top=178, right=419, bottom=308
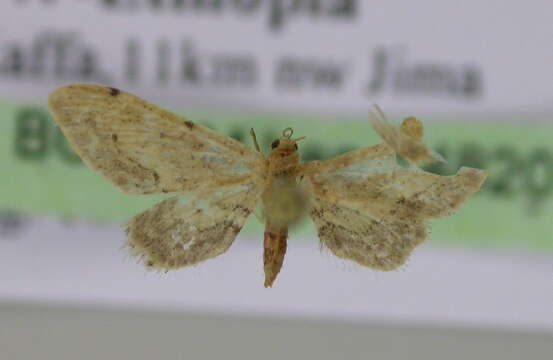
left=298, top=143, right=399, bottom=215
left=298, top=143, right=396, bottom=178
left=387, top=167, right=486, bottom=219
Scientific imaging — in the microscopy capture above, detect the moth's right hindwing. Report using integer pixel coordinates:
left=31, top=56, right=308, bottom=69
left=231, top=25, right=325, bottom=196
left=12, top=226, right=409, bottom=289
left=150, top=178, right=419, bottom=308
left=48, top=84, right=265, bottom=195
left=126, top=182, right=262, bottom=270
left=309, top=196, right=427, bottom=271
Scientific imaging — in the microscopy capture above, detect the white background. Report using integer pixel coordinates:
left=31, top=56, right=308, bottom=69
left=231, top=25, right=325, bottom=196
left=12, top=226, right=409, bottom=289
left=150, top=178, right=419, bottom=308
left=0, top=0, right=552, bottom=118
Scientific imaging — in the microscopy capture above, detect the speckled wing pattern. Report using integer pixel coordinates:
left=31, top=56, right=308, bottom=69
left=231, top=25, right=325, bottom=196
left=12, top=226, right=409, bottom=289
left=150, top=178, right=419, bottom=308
left=48, top=84, right=264, bottom=195
left=49, top=84, right=266, bottom=270
left=300, top=129, right=486, bottom=271
left=126, top=183, right=260, bottom=270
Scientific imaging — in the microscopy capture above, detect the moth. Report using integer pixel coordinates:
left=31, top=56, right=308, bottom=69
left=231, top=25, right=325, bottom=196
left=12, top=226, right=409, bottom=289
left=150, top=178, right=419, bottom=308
left=48, top=84, right=486, bottom=287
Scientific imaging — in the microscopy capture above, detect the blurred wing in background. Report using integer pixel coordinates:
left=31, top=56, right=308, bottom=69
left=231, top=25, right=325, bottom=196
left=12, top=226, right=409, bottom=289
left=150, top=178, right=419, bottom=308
left=48, top=84, right=266, bottom=195
left=368, top=104, right=446, bottom=165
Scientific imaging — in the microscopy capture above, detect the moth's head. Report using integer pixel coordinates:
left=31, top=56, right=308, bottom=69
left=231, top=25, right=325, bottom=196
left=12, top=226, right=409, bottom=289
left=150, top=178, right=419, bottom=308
left=270, top=128, right=305, bottom=156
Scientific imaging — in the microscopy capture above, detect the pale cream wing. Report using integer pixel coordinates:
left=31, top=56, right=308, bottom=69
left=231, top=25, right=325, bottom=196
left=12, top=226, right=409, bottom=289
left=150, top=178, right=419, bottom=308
left=309, top=196, right=427, bottom=271
left=300, top=146, right=486, bottom=270
left=298, top=142, right=397, bottom=178
left=126, top=181, right=261, bottom=270
left=307, top=166, right=487, bottom=221
left=48, top=84, right=265, bottom=195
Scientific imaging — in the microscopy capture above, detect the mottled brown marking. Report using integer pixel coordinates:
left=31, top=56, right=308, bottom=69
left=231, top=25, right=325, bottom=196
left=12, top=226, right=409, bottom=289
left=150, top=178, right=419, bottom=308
left=111, top=134, right=118, bottom=142
left=231, top=224, right=242, bottom=235
left=232, top=204, right=251, bottom=216
left=108, top=87, right=120, bottom=96
left=84, top=117, right=97, bottom=128
left=185, top=121, right=194, bottom=129
left=116, top=176, right=128, bottom=186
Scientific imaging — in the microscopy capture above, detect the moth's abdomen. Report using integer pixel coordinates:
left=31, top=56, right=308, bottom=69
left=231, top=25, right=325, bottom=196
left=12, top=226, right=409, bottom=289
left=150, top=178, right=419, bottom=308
left=263, top=226, right=288, bottom=288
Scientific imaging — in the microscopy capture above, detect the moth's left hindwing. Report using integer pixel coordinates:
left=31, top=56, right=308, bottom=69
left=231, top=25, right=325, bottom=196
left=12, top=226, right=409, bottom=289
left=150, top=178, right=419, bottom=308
left=48, top=84, right=265, bottom=195
left=300, top=144, right=486, bottom=270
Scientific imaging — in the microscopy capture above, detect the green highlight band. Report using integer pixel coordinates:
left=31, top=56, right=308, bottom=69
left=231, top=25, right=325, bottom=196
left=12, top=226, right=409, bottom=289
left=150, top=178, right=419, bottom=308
left=1, top=101, right=552, bottom=250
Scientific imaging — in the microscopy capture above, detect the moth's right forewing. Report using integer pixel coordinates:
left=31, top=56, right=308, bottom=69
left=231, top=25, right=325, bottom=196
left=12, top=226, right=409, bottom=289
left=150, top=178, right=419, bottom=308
left=48, top=84, right=265, bottom=195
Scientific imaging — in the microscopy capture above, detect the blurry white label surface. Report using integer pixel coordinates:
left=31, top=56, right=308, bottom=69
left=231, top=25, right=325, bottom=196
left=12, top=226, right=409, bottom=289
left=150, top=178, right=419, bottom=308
left=1, top=217, right=553, bottom=332
left=0, top=0, right=552, bottom=117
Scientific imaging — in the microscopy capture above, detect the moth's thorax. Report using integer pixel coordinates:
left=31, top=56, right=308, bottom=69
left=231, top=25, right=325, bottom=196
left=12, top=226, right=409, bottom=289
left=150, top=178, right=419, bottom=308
left=261, top=137, right=307, bottom=228
left=267, top=138, right=300, bottom=177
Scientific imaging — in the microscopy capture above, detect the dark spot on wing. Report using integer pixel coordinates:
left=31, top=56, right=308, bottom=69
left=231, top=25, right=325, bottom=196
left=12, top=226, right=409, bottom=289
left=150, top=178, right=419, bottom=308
left=153, top=171, right=160, bottom=183
left=108, top=87, right=120, bottom=96
left=185, top=121, right=194, bottom=129
left=111, top=134, right=118, bottom=142
left=230, top=224, right=242, bottom=235
left=232, top=204, right=251, bottom=216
